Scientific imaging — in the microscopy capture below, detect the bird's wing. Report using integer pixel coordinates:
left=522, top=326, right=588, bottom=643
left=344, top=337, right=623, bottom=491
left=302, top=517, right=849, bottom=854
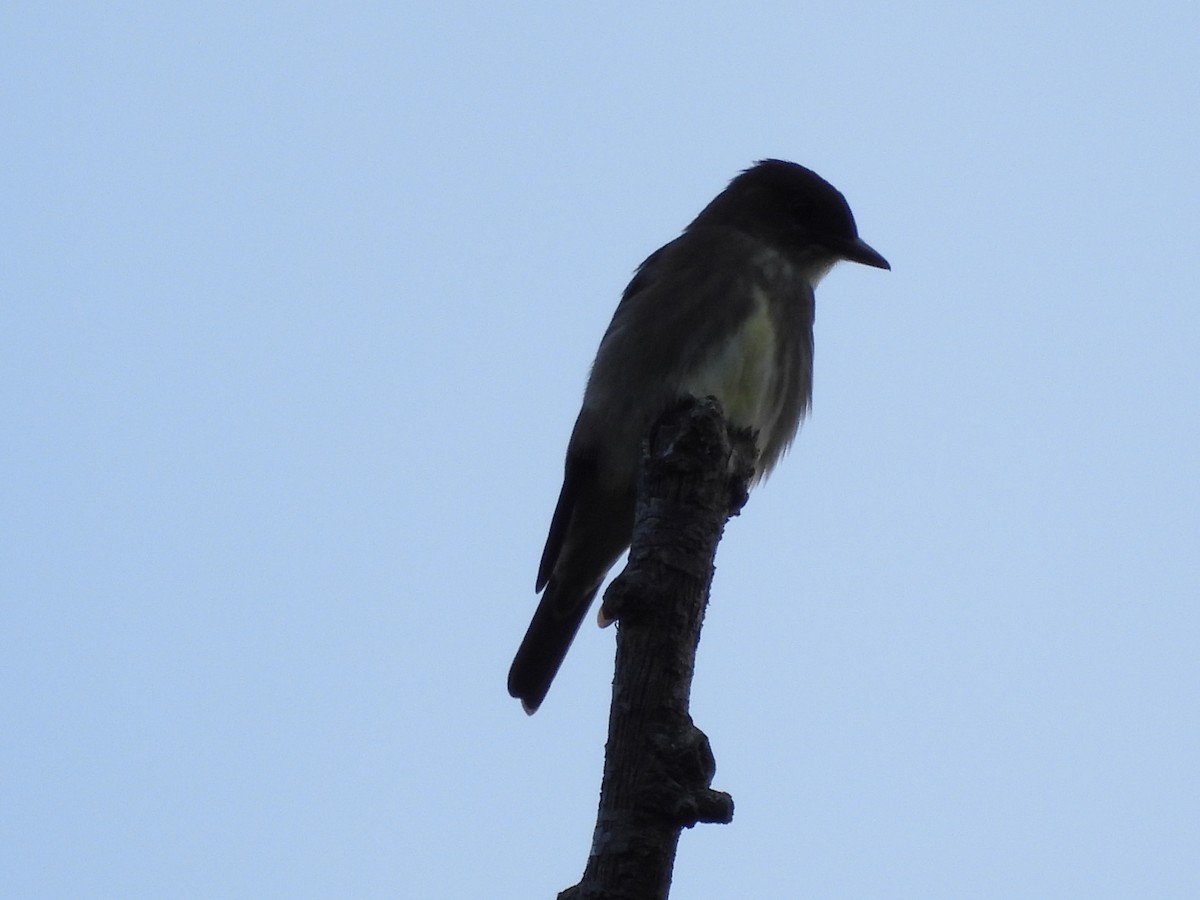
left=534, top=229, right=764, bottom=591
left=535, top=444, right=592, bottom=593
left=588, top=228, right=764, bottom=413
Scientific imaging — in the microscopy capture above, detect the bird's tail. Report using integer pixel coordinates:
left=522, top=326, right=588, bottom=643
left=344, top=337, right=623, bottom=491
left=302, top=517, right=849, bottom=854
left=507, top=581, right=598, bottom=714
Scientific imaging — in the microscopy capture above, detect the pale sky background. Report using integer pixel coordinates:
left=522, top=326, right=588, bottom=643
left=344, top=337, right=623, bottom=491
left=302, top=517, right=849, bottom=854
left=3, top=3, right=1198, bottom=898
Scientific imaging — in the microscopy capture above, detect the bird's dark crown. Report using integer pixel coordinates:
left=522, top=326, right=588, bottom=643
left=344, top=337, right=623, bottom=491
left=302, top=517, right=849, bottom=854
left=688, top=158, right=862, bottom=253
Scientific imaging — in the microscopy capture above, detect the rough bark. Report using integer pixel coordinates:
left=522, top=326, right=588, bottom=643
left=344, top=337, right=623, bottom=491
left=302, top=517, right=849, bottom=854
left=559, top=396, right=757, bottom=900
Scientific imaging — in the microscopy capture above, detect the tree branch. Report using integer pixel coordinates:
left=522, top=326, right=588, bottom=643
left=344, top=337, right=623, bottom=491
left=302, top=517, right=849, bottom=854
left=560, top=396, right=757, bottom=900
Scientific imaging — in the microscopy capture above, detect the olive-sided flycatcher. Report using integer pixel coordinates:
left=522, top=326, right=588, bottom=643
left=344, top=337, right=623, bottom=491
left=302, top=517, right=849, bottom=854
left=508, top=159, right=889, bottom=713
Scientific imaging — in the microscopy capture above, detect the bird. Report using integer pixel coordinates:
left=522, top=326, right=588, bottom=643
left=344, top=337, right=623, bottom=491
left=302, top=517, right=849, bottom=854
left=508, top=159, right=889, bottom=714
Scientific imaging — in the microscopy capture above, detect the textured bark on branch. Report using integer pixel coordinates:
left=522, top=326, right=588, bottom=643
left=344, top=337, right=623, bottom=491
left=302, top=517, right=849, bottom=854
left=559, top=396, right=757, bottom=900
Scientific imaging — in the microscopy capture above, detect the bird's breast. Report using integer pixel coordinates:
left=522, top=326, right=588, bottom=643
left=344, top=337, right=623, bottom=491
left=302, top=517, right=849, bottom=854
left=676, top=286, right=779, bottom=436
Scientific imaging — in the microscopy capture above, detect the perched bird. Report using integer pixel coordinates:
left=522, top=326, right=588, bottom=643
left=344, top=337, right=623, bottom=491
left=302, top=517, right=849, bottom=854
left=508, top=159, right=889, bottom=713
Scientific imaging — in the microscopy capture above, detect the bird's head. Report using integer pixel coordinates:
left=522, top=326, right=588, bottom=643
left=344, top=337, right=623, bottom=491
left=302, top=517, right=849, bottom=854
left=691, top=158, right=890, bottom=275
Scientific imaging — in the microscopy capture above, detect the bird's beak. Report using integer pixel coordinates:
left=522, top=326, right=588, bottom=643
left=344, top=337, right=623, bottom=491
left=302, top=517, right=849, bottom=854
left=835, top=236, right=890, bottom=270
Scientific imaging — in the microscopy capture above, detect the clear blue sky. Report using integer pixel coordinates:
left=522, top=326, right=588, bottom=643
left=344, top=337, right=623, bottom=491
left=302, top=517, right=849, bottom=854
left=3, top=4, right=1198, bottom=898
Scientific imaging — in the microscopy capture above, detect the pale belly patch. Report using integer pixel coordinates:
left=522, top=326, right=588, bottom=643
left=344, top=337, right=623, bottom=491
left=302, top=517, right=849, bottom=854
left=676, top=290, right=777, bottom=436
